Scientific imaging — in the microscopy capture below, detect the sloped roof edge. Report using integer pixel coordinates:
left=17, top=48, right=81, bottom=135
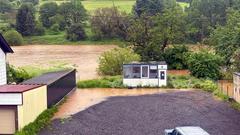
left=0, top=33, right=14, bottom=53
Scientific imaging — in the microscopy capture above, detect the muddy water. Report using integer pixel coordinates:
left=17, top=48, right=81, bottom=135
left=7, top=45, right=117, bottom=80
left=54, top=88, right=190, bottom=119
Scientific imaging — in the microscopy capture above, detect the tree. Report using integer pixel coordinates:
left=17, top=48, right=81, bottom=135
left=16, top=3, right=36, bottom=36
left=186, top=50, right=223, bottom=80
left=210, top=9, right=240, bottom=67
left=164, top=45, right=189, bottom=69
left=90, top=7, right=130, bottom=40
left=39, top=2, right=58, bottom=28
left=0, top=0, right=12, bottom=13
left=127, top=6, right=186, bottom=61
left=22, top=0, right=39, bottom=5
left=152, top=6, right=186, bottom=51
left=231, top=49, right=240, bottom=72
left=3, top=30, right=23, bottom=46
left=98, top=48, right=141, bottom=75
left=186, top=0, right=240, bottom=42
left=133, top=0, right=177, bottom=16
left=66, top=23, right=86, bottom=41
left=58, top=1, right=87, bottom=27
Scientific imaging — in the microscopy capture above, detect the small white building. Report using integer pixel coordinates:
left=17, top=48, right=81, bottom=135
left=0, top=33, right=14, bottom=85
left=123, top=61, right=167, bottom=87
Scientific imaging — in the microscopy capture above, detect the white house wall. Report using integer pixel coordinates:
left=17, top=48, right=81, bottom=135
left=0, top=49, right=6, bottom=85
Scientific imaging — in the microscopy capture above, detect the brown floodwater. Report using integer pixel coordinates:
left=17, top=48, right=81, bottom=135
left=7, top=45, right=117, bottom=80
left=54, top=88, right=191, bottom=119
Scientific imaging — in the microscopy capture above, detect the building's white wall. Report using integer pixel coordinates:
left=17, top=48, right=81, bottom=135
left=123, top=78, right=166, bottom=87
left=0, top=49, right=6, bottom=85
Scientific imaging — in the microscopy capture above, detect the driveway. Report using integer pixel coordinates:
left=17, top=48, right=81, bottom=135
left=39, top=90, right=240, bottom=135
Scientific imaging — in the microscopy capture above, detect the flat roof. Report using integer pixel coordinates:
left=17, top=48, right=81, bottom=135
left=21, top=69, right=75, bottom=85
left=124, top=61, right=167, bottom=65
left=0, top=84, right=42, bottom=93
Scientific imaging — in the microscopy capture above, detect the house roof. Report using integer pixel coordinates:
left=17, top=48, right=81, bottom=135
left=124, top=61, right=167, bottom=65
left=0, top=84, right=42, bottom=93
left=0, top=33, right=14, bottom=53
left=21, top=69, right=76, bottom=85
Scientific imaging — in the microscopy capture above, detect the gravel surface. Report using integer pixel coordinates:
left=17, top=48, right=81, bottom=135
left=39, top=90, right=240, bottom=135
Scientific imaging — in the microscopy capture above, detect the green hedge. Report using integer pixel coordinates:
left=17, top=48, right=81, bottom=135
left=77, top=76, right=124, bottom=88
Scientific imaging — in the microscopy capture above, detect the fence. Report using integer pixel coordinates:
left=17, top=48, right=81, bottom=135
left=217, top=80, right=234, bottom=98
left=167, top=70, right=190, bottom=76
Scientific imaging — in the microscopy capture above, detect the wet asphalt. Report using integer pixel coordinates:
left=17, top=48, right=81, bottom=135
left=39, top=90, right=240, bottom=135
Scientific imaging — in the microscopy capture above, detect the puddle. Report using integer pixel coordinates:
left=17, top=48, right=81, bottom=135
left=53, top=88, right=190, bottom=119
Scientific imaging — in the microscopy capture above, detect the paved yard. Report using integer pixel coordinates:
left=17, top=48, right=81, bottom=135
left=40, top=90, right=240, bottom=135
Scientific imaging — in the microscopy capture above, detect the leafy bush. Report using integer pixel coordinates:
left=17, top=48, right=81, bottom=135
left=98, top=47, right=141, bottom=75
left=164, top=45, right=189, bottom=69
left=185, top=50, right=223, bottom=80
left=66, top=23, right=86, bottom=41
left=7, top=64, right=32, bottom=84
left=50, top=23, right=60, bottom=34
left=77, top=76, right=124, bottom=88
left=3, top=30, right=23, bottom=46
left=15, top=106, right=57, bottom=135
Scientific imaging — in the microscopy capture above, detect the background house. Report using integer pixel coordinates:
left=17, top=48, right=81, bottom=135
left=233, top=72, right=240, bottom=103
left=0, top=34, right=14, bottom=85
left=123, top=61, right=167, bottom=87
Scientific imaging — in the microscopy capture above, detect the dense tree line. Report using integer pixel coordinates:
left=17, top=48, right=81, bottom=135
left=1, top=0, right=239, bottom=78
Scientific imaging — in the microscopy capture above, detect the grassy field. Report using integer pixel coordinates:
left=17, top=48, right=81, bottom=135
left=39, top=0, right=188, bottom=14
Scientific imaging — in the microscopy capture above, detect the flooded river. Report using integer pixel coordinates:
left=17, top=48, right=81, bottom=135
left=54, top=88, right=191, bottom=119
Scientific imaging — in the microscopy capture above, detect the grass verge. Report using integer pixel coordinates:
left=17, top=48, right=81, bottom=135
left=77, top=76, right=124, bottom=88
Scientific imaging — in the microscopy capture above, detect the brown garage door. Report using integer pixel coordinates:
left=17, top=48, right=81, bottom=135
left=0, top=107, right=16, bottom=134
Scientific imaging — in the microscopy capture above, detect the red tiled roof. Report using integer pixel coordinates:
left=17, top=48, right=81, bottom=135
left=0, top=84, right=43, bottom=93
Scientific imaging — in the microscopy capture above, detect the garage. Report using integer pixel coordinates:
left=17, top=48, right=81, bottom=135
left=0, top=84, right=47, bottom=135
left=22, top=69, right=76, bottom=107
left=0, top=106, right=16, bottom=135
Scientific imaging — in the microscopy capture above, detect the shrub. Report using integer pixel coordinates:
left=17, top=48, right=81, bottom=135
left=3, top=30, right=23, bottom=46
left=34, top=22, right=45, bottom=36
left=7, top=64, right=32, bottom=84
left=185, top=50, right=223, bottom=80
left=98, top=47, right=141, bottom=76
left=164, top=45, right=189, bottom=69
left=50, top=23, right=60, bottom=34
left=66, top=23, right=86, bottom=41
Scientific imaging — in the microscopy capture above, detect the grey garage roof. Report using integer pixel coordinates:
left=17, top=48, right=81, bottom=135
left=21, top=69, right=76, bottom=85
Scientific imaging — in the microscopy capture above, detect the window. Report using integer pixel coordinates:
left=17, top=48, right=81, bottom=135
left=160, top=71, right=165, bottom=80
left=123, top=65, right=132, bottom=78
left=150, top=69, right=158, bottom=78
left=141, top=66, right=149, bottom=78
left=132, top=66, right=141, bottom=78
